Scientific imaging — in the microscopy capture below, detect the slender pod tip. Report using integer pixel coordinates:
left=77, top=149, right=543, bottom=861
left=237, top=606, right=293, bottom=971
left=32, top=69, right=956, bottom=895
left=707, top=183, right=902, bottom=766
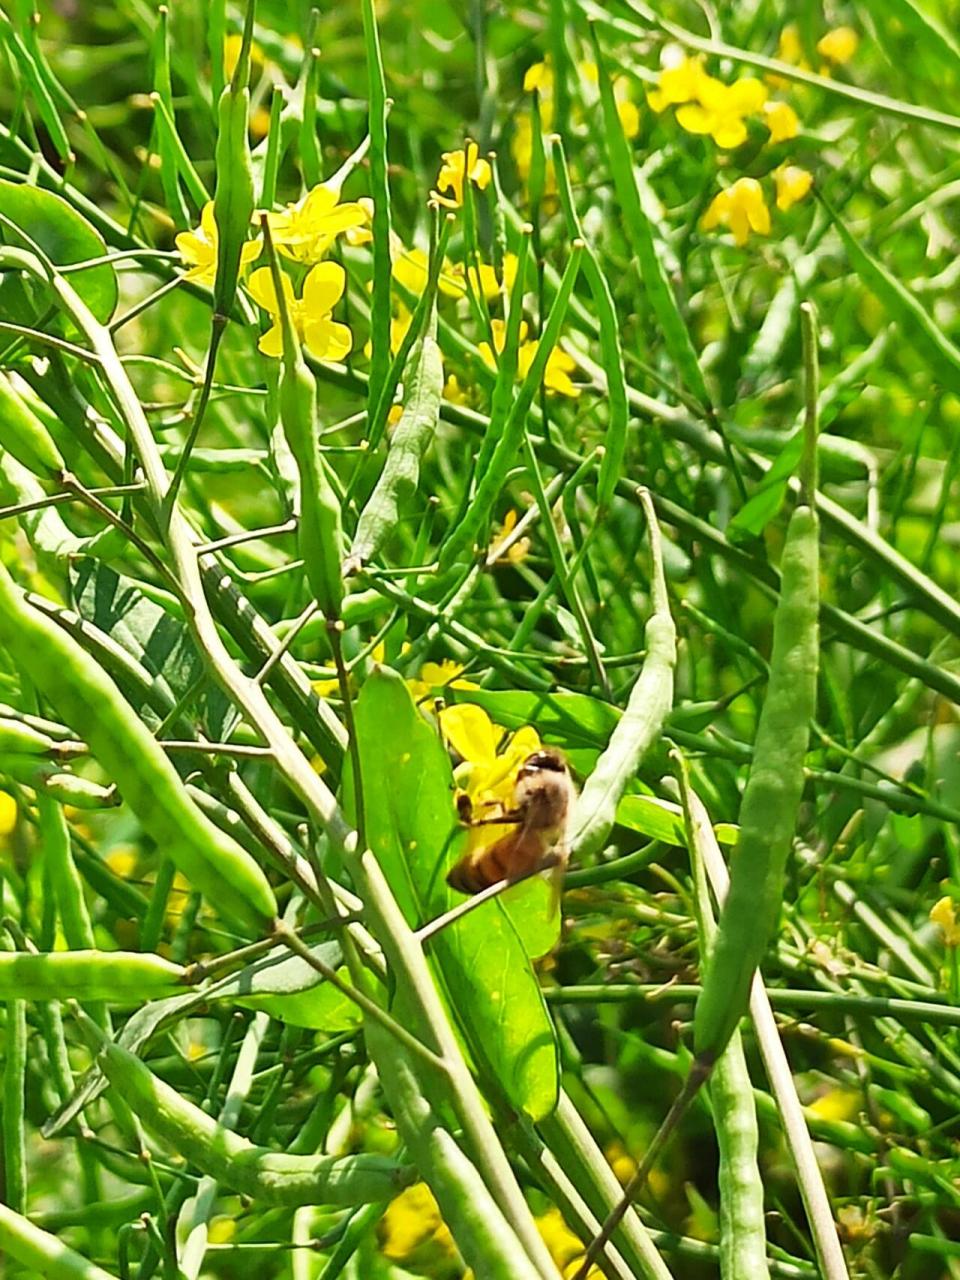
left=572, top=237, right=585, bottom=251
left=521, top=222, right=534, bottom=235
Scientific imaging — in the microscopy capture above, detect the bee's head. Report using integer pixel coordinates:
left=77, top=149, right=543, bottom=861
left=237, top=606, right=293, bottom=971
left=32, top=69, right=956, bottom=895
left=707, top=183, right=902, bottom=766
left=518, top=748, right=568, bottom=779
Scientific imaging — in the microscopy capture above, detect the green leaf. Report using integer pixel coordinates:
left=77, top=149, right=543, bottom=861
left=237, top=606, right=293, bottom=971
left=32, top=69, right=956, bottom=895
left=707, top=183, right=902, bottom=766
left=0, top=179, right=117, bottom=322
left=824, top=194, right=960, bottom=396
left=351, top=668, right=559, bottom=1121
left=69, top=559, right=230, bottom=738
left=728, top=427, right=804, bottom=540
left=443, top=687, right=619, bottom=752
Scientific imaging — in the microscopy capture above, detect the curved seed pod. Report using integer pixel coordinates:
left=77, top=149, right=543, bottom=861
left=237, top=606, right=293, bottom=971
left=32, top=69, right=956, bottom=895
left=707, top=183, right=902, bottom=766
left=0, top=372, right=64, bottom=479
left=692, top=501, right=819, bottom=1062
left=97, top=1032, right=413, bottom=1206
left=0, top=950, right=185, bottom=1002
left=347, top=311, right=443, bottom=571
left=0, top=562, right=277, bottom=931
left=572, top=490, right=676, bottom=858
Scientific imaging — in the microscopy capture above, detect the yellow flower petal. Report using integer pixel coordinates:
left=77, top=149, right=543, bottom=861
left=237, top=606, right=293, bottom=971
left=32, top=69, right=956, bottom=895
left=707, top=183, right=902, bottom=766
left=817, top=26, right=859, bottom=65
left=763, top=100, right=800, bottom=143
left=438, top=703, right=499, bottom=764
left=931, top=895, right=960, bottom=946
left=305, top=318, right=353, bottom=362
left=257, top=321, right=284, bottom=358
left=0, top=791, right=16, bottom=837
left=303, top=260, right=346, bottom=316
left=775, top=164, right=813, bottom=211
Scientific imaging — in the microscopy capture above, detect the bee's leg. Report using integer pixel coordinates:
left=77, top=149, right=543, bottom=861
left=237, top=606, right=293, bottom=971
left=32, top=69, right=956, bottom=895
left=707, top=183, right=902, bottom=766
left=461, top=810, right=524, bottom=828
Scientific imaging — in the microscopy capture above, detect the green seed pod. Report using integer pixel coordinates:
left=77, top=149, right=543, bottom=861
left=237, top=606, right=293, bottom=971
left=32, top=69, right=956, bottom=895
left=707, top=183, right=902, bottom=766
left=0, top=561, right=277, bottom=931
left=280, top=356, right=344, bottom=619
left=0, top=373, right=64, bottom=479
left=212, top=3, right=256, bottom=318
left=347, top=318, right=443, bottom=571
left=693, top=504, right=819, bottom=1062
left=0, top=950, right=185, bottom=1002
left=97, top=1032, right=413, bottom=1206
left=0, top=717, right=59, bottom=756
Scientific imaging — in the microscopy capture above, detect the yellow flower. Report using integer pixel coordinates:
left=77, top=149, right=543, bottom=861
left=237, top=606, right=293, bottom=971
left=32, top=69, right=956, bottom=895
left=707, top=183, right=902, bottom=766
left=701, top=178, right=770, bottom=246
left=580, top=61, right=640, bottom=138
left=175, top=201, right=261, bottom=286
left=266, top=184, right=368, bottom=263
left=443, top=373, right=470, bottom=406
left=522, top=340, right=579, bottom=397
left=778, top=24, right=805, bottom=66
left=434, top=141, right=491, bottom=208
left=774, top=164, right=813, bottom=211
left=647, top=49, right=706, bottom=112
left=536, top=1207, right=602, bottom=1279
left=762, top=99, right=800, bottom=143
left=0, top=791, right=15, bottom=837
left=222, top=33, right=264, bottom=80
left=807, top=1088, right=860, bottom=1123
left=931, top=896, right=960, bottom=946
left=449, top=252, right=519, bottom=301
left=379, top=1183, right=456, bottom=1263
left=406, top=659, right=478, bottom=704
left=247, top=262, right=352, bottom=361
left=524, top=59, right=554, bottom=95
left=817, top=26, right=859, bottom=65
left=478, top=319, right=579, bottom=397
left=392, top=244, right=464, bottom=300
left=489, top=508, right=531, bottom=566
left=439, top=703, right=541, bottom=854
left=344, top=196, right=375, bottom=246
left=676, top=75, right=768, bottom=148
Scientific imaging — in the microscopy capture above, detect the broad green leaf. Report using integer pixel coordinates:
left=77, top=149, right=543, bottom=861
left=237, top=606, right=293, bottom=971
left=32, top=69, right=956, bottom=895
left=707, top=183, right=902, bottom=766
left=444, top=687, right=619, bottom=751
left=0, top=179, right=118, bottom=322
left=70, top=559, right=231, bottom=739
left=618, top=793, right=737, bottom=847
left=351, top=668, right=559, bottom=1120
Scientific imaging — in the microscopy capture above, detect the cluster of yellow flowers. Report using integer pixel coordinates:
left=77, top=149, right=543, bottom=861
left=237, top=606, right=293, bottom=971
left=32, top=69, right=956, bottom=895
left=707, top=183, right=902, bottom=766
left=648, top=47, right=797, bottom=148
left=176, top=183, right=369, bottom=362
left=701, top=165, right=813, bottom=247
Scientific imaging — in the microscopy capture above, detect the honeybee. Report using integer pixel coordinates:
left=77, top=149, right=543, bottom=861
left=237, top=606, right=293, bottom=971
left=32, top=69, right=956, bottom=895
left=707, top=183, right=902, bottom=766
left=447, top=747, right=577, bottom=895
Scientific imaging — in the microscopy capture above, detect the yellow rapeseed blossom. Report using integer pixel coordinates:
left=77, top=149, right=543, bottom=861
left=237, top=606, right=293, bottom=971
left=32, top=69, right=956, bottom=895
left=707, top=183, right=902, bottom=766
left=580, top=60, right=640, bottom=138
left=175, top=201, right=261, bottom=287
left=775, top=164, right=814, bottom=211
left=434, top=141, right=491, bottom=208
left=524, top=58, right=555, bottom=96
left=443, top=373, right=470, bottom=405
left=222, top=33, right=264, bottom=80
left=536, top=1207, right=602, bottom=1279
left=379, top=1183, right=457, bottom=1263
left=676, top=74, right=768, bottom=148
left=763, top=99, right=800, bottom=143
left=0, top=791, right=16, bottom=837
left=344, top=196, right=375, bottom=245
left=266, top=183, right=368, bottom=263
left=489, top=508, right=531, bottom=566
left=247, top=262, right=352, bottom=361
left=817, top=26, right=859, bottom=65
left=449, top=252, right=519, bottom=301
left=406, top=659, right=478, bottom=704
left=701, top=177, right=770, bottom=246
left=807, top=1088, right=861, bottom=1123
left=931, top=895, right=960, bottom=946
left=647, top=48, right=706, bottom=112
left=478, top=319, right=580, bottom=397
left=778, top=24, right=805, bottom=66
